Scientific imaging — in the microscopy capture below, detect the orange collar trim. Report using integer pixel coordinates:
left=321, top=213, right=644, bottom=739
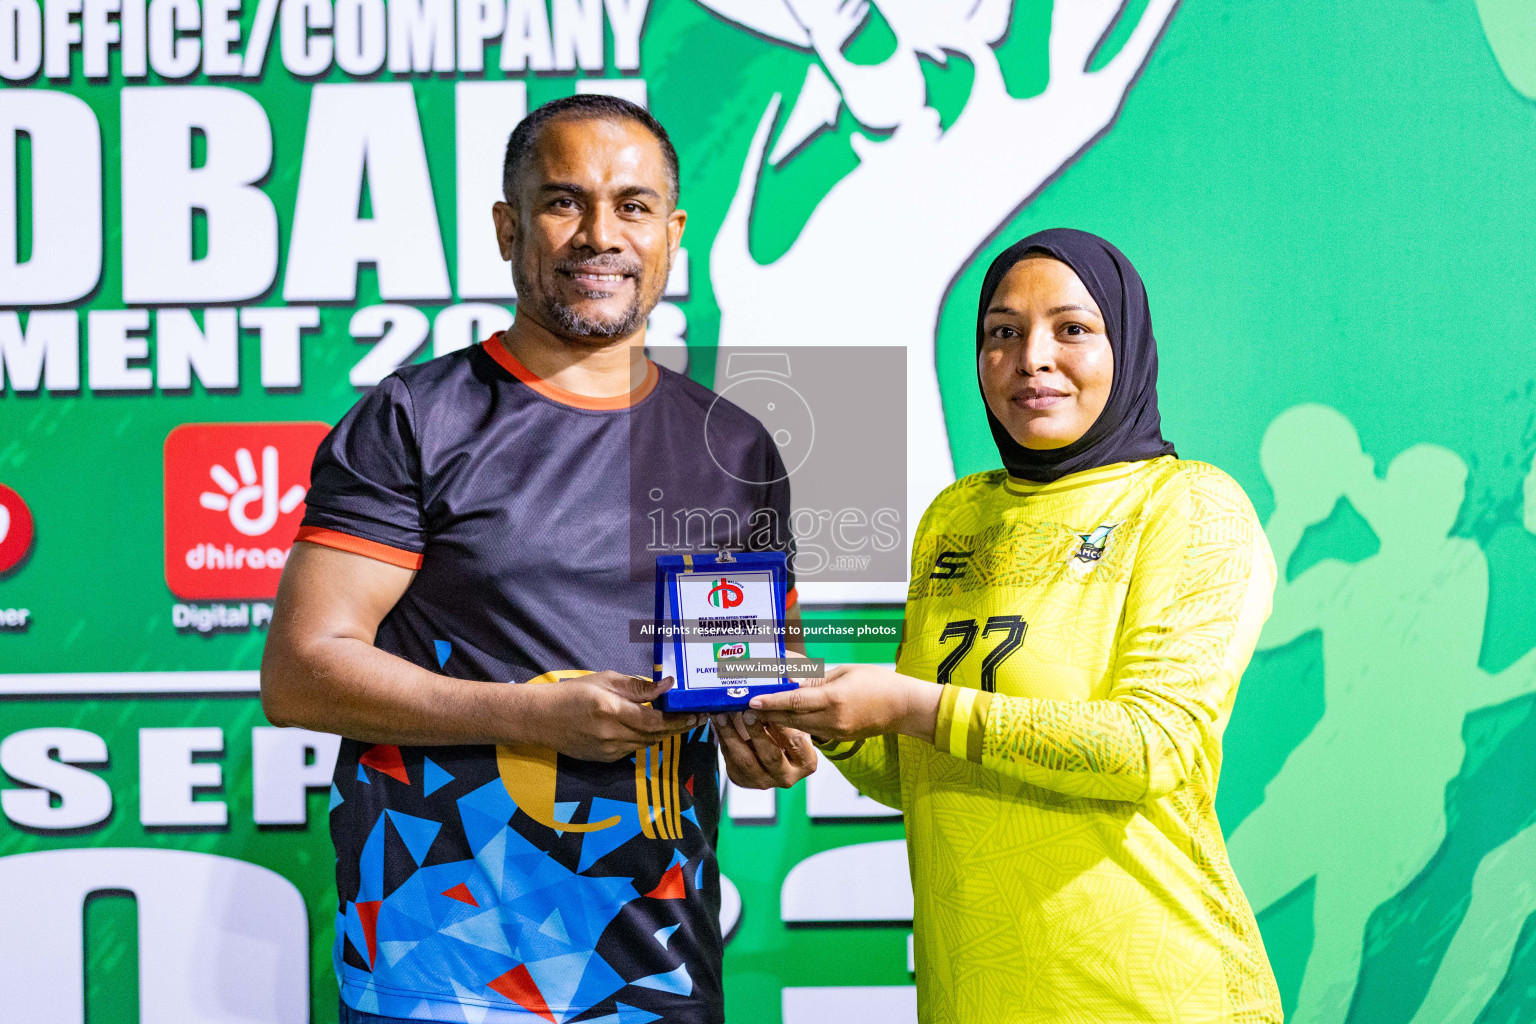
left=483, top=333, right=659, bottom=411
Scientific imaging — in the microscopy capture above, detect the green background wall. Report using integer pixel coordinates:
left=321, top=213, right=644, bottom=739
left=4, top=1, right=1536, bottom=1021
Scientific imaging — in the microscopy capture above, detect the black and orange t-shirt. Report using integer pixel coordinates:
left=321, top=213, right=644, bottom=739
left=299, top=335, right=795, bottom=1024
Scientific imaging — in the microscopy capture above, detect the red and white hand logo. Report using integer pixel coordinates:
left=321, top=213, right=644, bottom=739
left=164, top=423, right=329, bottom=600
left=198, top=447, right=307, bottom=537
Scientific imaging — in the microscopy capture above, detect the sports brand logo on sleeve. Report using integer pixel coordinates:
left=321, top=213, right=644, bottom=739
left=929, top=550, right=973, bottom=580
left=164, top=422, right=330, bottom=599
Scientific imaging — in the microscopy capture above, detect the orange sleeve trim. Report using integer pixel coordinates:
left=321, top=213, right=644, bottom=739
left=483, top=333, right=659, bottom=410
left=785, top=586, right=799, bottom=610
left=296, top=526, right=424, bottom=570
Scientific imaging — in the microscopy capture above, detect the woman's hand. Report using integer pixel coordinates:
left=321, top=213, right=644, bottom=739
left=712, top=713, right=819, bottom=789
left=749, top=664, right=942, bottom=745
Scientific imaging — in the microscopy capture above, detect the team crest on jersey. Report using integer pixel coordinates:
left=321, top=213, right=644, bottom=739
left=1071, top=523, right=1118, bottom=566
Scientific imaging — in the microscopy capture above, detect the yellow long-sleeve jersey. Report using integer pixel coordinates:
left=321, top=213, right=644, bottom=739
left=820, top=456, right=1283, bottom=1023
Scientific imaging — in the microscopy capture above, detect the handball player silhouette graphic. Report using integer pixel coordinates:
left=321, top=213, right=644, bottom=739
left=1229, top=404, right=1536, bottom=1024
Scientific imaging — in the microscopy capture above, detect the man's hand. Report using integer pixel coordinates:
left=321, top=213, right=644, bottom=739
left=531, top=672, right=703, bottom=763
left=750, top=663, right=941, bottom=745
left=713, top=712, right=818, bottom=789
left=261, top=543, right=707, bottom=752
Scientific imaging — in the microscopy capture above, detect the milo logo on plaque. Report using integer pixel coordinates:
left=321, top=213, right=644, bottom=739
left=714, top=642, right=748, bottom=661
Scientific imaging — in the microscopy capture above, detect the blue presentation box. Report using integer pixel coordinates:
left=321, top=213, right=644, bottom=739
left=652, top=550, right=797, bottom=713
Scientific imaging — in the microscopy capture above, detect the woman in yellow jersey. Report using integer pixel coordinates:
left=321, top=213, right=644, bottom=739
left=753, top=228, right=1284, bottom=1023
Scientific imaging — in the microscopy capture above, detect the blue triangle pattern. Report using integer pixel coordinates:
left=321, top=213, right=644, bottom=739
left=434, top=639, right=452, bottom=667
left=358, top=815, right=387, bottom=902
left=357, top=762, right=370, bottom=784
left=457, top=778, right=514, bottom=826
left=381, top=872, right=439, bottom=931
left=406, top=1000, right=452, bottom=1024
left=329, top=783, right=344, bottom=812
left=378, top=939, right=418, bottom=968
left=459, top=804, right=509, bottom=859
left=503, top=918, right=572, bottom=965
left=567, top=948, right=627, bottom=1015
left=335, top=723, right=716, bottom=1020
left=472, top=827, right=508, bottom=894
left=552, top=800, right=581, bottom=835
left=576, top=877, right=638, bottom=948
left=376, top=894, right=438, bottom=941
left=440, top=907, right=514, bottom=957
left=341, top=902, right=370, bottom=969
left=576, top=797, right=643, bottom=873
left=422, top=757, right=453, bottom=797
left=509, top=835, right=635, bottom=948
left=413, top=860, right=481, bottom=923
left=449, top=979, right=491, bottom=1022
left=386, top=810, right=443, bottom=865
left=524, top=950, right=592, bottom=1013
left=539, top=908, right=571, bottom=944
left=499, top=840, right=558, bottom=901
left=631, top=963, right=692, bottom=996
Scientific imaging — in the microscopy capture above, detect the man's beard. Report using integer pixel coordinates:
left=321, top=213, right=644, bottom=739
left=547, top=287, right=644, bottom=340
left=516, top=252, right=664, bottom=342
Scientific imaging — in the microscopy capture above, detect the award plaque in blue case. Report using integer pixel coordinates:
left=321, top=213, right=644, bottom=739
left=652, top=550, right=797, bottom=713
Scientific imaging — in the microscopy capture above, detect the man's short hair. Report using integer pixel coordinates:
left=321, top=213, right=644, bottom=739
left=501, top=94, right=681, bottom=208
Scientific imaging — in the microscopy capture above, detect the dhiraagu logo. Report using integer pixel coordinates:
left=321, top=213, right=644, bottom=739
left=714, top=642, right=748, bottom=661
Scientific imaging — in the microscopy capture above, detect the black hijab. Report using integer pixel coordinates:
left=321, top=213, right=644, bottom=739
left=976, top=227, right=1176, bottom=483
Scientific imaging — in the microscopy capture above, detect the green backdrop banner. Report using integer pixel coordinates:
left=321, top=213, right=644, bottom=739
left=4, top=1, right=1536, bottom=1022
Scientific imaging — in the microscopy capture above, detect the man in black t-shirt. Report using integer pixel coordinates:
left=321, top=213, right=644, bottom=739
left=261, top=95, right=815, bottom=1024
